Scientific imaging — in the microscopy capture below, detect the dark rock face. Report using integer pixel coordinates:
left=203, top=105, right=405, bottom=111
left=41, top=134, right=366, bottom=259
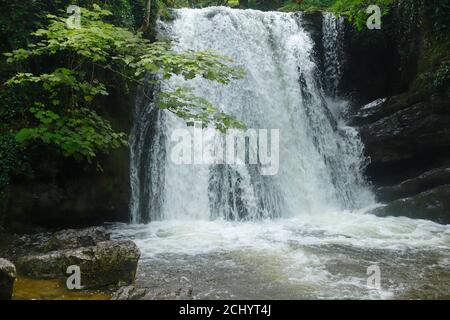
left=353, top=93, right=450, bottom=224
left=372, top=185, right=450, bottom=224
left=341, top=0, right=450, bottom=224
left=358, top=95, right=450, bottom=168
left=5, top=157, right=130, bottom=229
left=376, top=167, right=450, bottom=202
left=17, top=240, right=140, bottom=289
left=0, top=258, right=16, bottom=300
left=44, top=227, right=110, bottom=252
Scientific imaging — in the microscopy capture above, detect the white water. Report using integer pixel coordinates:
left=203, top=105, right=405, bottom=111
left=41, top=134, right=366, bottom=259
left=322, top=12, right=345, bottom=97
left=120, top=7, right=450, bottom=299
left=131, top=7, right=374, bottom=223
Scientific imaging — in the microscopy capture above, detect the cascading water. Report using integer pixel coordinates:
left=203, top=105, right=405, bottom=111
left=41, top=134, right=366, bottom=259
left=322, top=12, right=345, bottom=97
left=114, top=7, right=450, bottom=300
left=130, top=7, right=373, bottom=223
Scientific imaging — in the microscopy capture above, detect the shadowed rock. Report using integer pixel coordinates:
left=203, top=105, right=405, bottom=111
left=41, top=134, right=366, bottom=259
left=0, top=258, right=16, bottom=300
left=372, top=185, right=450, bottom=224
left=376, top=167, right=450, bottom=202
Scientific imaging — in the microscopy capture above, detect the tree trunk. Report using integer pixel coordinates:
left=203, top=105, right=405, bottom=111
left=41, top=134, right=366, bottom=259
left=139, top=0, right=152, bottom=34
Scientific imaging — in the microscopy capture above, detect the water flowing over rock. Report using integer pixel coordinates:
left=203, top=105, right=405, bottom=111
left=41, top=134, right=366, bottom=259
left=322, top=12, right=345, bottom=97
left=130, top=7, right=374, bottom=223
left=109, top=8, right=450, bottom=300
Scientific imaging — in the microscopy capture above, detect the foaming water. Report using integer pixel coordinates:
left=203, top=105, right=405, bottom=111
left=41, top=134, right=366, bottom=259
left=109, top=213, right=450, bottom=299
left=130, top=7, right=374, bottom=223
left=123, top=7, right=450, bottom=299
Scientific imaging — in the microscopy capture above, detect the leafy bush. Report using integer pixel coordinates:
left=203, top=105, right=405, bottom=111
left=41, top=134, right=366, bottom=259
left=4, top=5, right=245, bottom=164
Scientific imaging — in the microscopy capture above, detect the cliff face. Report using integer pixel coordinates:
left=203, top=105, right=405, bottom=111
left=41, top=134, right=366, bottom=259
left=3, top=91, right=133, bottom=230
left=344, top=1, right=450, bottom=223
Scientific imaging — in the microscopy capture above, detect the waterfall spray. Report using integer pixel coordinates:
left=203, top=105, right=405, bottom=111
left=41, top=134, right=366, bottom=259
left=130, top=7, right=373, bottom=223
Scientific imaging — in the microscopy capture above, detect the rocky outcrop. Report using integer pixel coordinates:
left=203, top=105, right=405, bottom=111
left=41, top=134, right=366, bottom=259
left=351, top=93, right=450, bottom=224
left=343, top=0, right=450, bottom=224
left=112, top=285, right=149, bottom=300
left=358, top=94, right=450, bottom=169
left=372, top=185, right=450, bottom=224
left=17, top=240, right=140, bottom=289
left=4, top=162, right=130, bottom=229
left=111, top=284, right=195, bottom=300
left=0, top=258, right=16, bottom=300
left=43, top=226, right=110, bottom=252
left=376, top=167, right=450, bottom=202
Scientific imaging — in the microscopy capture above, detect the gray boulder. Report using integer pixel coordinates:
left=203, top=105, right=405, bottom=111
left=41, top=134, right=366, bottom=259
left=44, top=226, right=110, bottom=252
left=0, top=258, right=16, bottom=300
left=112, top=285, right=148, bottom=300
left=17, top=240, right=140, bottom=288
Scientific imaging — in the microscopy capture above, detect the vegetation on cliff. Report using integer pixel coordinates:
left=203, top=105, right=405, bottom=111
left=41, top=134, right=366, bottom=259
left=0, top=1, right=244, bottom=224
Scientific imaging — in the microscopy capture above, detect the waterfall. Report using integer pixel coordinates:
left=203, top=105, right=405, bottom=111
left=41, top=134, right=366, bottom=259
left=130, top=7, right=374, bottom=223
left=322, top=12, right=345, bottom=97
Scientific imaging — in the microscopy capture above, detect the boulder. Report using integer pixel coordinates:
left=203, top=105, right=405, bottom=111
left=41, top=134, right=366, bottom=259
left=376, top=167, right=450, bottom=202
left=372, top=185, right=450, bottom=224
left=17, top=240, right=140, bottom=288
left=0, top=258, right=16, bottom=300
left=44, top=227, right=110, bottom=252
left=16, top=251, right=66, bottom=279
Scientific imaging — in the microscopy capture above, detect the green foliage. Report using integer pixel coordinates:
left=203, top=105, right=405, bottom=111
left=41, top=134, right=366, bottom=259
left=156, top=87, right=246, bottom=132
left=16, top=105, right=128, bottom=161
left=330, top=0, right=393, bottom=31
left=417, top=61, right=450, bottom=97
left=279, top=0, right=334, bottom=12
left=424, top=0, right=450, bottom=38
left=4, top=5, right=245, bottom=164
left=433, top=62, right=450, bottom=95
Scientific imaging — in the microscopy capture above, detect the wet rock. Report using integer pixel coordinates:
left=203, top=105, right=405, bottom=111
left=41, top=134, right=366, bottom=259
left=17, top=240, right=140, bottom=288
left=372, top=185, right=450, bottom=224
left=16, top=251, right=65, bottom=279
left=142, top=287, right=194, bottom=300
left=44, top=227, right=110, bottom=252
left=0, top=258, right=16, bottom=300
left=350, top=93, right=427, bottom=126
left=376, top=167, right=450, bottom=202
left=359, top=98, right=450, bottom=166
left=112, top=285, right=148, bottom=300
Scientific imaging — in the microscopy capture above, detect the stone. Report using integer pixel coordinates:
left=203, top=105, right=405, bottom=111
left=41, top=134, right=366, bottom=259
left=358, top=100, right=450, bottom=166
left=372, top=184, right=450, bottom=224
left=44, top=226, right=110, bottom=251
left=16, top=240, right=140, bottom=289
left=0, top=258, right=16, bottom=300
left=111, top=285, right=148, bottom=300
left=376, top=167, right=450, bottom=202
